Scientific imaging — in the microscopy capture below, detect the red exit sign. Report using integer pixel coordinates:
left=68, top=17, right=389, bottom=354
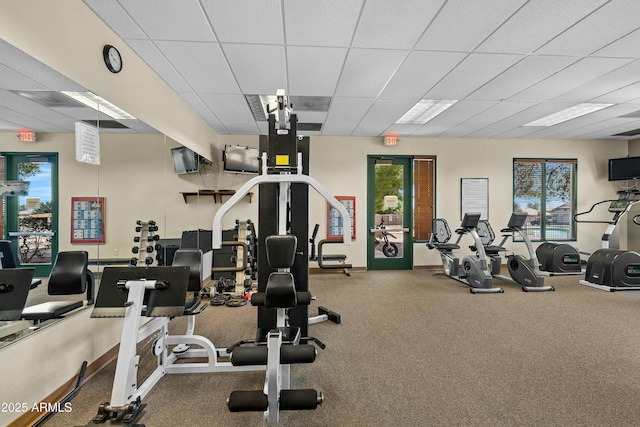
left=18, top=131, right=36, bottom=142
left=384, top=135, right=398, bottom=146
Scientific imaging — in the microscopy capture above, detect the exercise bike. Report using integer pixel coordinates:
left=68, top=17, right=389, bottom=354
left=374, top=218, right=399, bottom=257
left=576, top=191, right=640, bottom=291
left=476, top=213, right=554, bottom=292
left=427, top=212, right=503, bottom=294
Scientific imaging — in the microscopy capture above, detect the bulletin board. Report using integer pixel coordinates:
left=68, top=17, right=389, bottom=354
left=327, top=196, right=356, bottom=240
left=71, top=197, right=105, bottom=244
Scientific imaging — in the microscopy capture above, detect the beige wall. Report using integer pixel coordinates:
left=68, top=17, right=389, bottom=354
left=0, top=130, right=631, bottom=425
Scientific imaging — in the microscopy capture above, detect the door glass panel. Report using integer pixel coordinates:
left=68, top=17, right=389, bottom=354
left=16, top=160, right=53, bottom=265
left=374, top=164, right=404, bottom=259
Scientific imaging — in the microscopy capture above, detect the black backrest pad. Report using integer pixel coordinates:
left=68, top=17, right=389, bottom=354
left=172, top=248, right=203, bottom=292
left=266, top=234, right=297, bottom=269
left=48, top=251, right=89, bottom=295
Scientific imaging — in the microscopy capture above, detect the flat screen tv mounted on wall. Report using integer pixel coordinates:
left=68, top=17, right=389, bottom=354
left=171, top=146, right=199, bottom=174
left=608, top=156, right=640, bottom=181
left=222, top=145, right=259, bottom=174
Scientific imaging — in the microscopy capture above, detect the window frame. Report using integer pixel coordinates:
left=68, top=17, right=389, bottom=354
left=513, top=158, right=577, bottom=242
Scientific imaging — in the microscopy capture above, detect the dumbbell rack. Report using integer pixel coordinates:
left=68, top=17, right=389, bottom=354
left=234, top=219, right=258, bottom=292
left=130, top=220, right=160, bottom=266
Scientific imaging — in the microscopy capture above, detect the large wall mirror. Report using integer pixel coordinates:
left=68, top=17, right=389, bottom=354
left=0, top=40, right=260, bottom=349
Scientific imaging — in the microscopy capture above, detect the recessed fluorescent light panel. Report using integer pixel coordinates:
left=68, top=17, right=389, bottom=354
left=396, top=99, right=458, bottom=124
left=61, top=91, right=136, bottom=120
left=523, top=103, right=613, bottom=127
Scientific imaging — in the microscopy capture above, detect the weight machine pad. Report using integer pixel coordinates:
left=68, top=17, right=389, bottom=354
left=91, top=266, right=189, bottom=318
left=0, top=268, right=35, bottom=321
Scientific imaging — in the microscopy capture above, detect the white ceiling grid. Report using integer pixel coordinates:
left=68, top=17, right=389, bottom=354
left=3, top=1, right=640, bottom=140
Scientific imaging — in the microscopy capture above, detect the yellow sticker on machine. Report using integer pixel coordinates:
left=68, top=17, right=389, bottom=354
left=275, top=155, right=290, bottom=166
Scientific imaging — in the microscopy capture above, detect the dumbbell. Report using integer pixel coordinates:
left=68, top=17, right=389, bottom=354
left=132, top=247, right=139, bottom=254
left=130, top=258, right=138, bottom=266
left=145, top=257, right=154, bottom=265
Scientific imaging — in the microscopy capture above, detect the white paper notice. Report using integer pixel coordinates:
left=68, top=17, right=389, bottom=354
left=75, top=122, right=100, bottom=165
left=461, top=178, right=488, bottom=220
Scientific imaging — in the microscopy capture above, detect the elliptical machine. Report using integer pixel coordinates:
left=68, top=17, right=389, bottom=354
left=427, top=212, right=503, bottom=294
left=576, top=191, right=640, bottom=291
left=477, top=213, right=554, bottom=292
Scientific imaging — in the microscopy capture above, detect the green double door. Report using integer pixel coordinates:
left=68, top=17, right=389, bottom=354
left=367, top=156, right=413, bottom=270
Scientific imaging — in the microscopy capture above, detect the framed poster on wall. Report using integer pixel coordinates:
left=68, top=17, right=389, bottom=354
left=71, top=197, right=105, bottom=244
left=461, top=178, right=488, bottom=220
left=327, top=196, right=356, bottom=240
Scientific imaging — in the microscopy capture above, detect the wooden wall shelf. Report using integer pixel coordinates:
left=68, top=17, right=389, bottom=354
left=180, top=190, right=253, bottom=203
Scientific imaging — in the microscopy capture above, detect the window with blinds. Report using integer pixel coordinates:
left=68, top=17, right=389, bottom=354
left=413, top=156, right=435, bottom=241
left=513, top=158, right=577, bottom=241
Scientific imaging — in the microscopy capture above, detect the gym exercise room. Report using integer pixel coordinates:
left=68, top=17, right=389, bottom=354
left=3, top=1, right=640, bottom=426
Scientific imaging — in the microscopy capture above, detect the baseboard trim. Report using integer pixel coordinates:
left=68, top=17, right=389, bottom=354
left=309, top=266, right=366, bottom=274
left=9, top=344, right=119, bottom=427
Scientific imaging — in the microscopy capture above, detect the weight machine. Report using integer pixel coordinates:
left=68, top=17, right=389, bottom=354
left=212, top=90, right=351, bottom=423
left=576, top=191, right=640, bottom=291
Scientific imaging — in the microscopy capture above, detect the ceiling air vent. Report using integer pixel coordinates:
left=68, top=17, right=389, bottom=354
left=11, top=90, right=84, bottom=108
left=298, top=123, right=322, bottom=132
left=82, top=120, right=129, bottom=129
left=612, top=128, right=640, bottom=137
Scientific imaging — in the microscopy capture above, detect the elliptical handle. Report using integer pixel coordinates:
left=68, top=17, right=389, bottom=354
left=573, top=199, right=618, bottom=224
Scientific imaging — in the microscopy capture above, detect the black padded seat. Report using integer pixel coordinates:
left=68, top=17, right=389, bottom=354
left=22, top=251, right=94, bottom=322
left=469, top=245, right=505, bottom=256
left=433, top=243, right=460, bottom=252
left=264, top=272, right=297, bottom=309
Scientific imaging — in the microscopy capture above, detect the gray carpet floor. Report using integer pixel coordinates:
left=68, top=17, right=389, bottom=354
left=44, top=269, right=640, bottom=427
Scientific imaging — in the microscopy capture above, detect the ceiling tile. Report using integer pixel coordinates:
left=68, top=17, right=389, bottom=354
left=511, top=57, right=633, bottom=101
left=467, top=55, right=579, bottom=101
left=287, top=46, right=347, bottom=96
left=550, top=60, right=640, bottom=102
left=380, top=51, right=466, bottom=98
left=284, top=0, right=363, bottom=47
left=536, top=0, right=640, bottom=56
left=587, top=82, right=640, bottom=104
left=83, top=0, right=147, bottom=39
left=415, top=0, right=526, bottom=52
left=359, top=98, right=417, bottom=126
left=334, top=49, right=409, bottom=97
left=465, top=102, right=577, bottom=138
left=221, top=121, right=260, bottom=135
left=202, top=0, right=283, bottom=44
left=125, top=39, right=193, bottom=93
left=476, top=0, right=607, bottom=54
left=156, top=41, right=238, bottom=93
left=426, top=53, right=523, bottom=99
left=321, top=121, right=357, bottom=136
left=199, top=93, right=254, bottom=122
left=351, top=0, right=445, bottom=49
left=117, top=0, right=215, bottom=41
left=222, top=44, right=286, bottom=94
left=325, top=96, right=375, bottom=124
left=593, top=28, right=640, bottom=59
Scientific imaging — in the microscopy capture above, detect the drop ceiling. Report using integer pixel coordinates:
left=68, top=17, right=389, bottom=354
left=4, top=0, right=640, bottom=140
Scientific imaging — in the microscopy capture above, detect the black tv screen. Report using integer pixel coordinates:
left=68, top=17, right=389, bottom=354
left=608, top=156, right=640, bottom=181
left=223, top=145, right=259, bottom=174
left=171, top=146, right=199, bottom=174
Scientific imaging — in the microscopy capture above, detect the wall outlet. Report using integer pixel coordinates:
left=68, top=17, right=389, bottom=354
left=114, top=248, right=119, bottom=256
